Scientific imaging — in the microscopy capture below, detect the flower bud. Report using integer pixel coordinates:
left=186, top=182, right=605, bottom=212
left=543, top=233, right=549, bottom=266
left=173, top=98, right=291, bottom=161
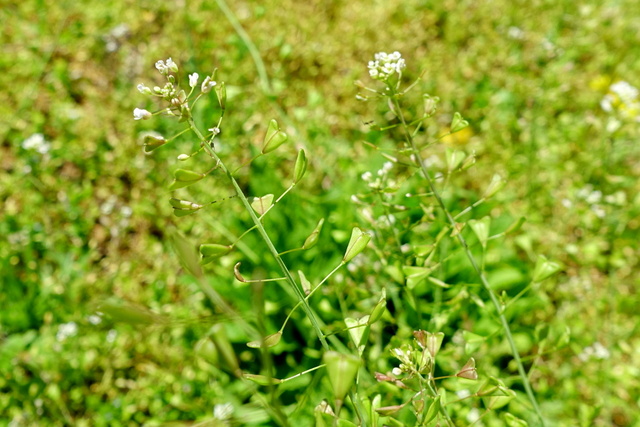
left=133, top=108, right=152, bottom=120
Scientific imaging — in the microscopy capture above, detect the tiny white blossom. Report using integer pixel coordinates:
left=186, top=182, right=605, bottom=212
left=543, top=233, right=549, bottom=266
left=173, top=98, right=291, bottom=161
left=133, top=108, right=152, bottom=120
left=368, top=51, right=406, bottom=82
left=189, top=73, right=199, bottom=88
left=361, top=171, right=373, bottom=181
left=201, top=76, right=217, bottom=93
left=177, top=154, right=190, bottom=161
left=391, top=367, right=402, bottom=376
left=22, top=133, right=51, bottom=154
left=137, top=84, right=152, bottom=95
left=208, top=127, right=221, bottom=135
left=106, top=329, right=118, bottom=343
left=87, top=315, right=102, bottom=325
left=56, top=322, right=78, bottom=342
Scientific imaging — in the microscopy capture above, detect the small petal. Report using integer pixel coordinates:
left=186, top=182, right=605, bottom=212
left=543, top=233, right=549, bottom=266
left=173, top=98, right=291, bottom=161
left=189, top=73, right=199, bottom=88
left=133, top=108, right=152, bottom=120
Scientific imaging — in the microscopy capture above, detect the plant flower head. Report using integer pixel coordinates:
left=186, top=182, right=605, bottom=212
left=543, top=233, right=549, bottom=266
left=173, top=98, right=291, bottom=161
left=368, top=51, right=406, bottom=82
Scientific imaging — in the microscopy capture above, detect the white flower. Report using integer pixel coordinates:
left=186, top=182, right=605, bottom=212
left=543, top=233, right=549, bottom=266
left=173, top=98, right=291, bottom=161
left=391, top=367, right=402, bottom=376
left=133, top=108, right=152, bottom=120
left=177, top=154, right=190, bottom=161
left=56, top=322, right=78, bottom=342
left=137, top=83, right=152, bottom=95
left=22, top=133, right=51, bottom=154
left=87, top=315, right=102, bottom=325
left=361, top=171, right=373, bottom=181
left=155, top=58, right=178, bottom=75
left=201, top=76, right=217, bottom=93
left=208, top=127, right=221, bottom=135
left=189, top=73, right=199, bottom=88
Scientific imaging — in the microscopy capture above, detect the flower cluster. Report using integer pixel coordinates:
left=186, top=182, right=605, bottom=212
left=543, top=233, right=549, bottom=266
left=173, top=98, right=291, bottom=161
left=134, top=57, right=218, bottom=122
left=600, top=80, right=640, bottom=122
left=368, top=51, right=406, bottom=81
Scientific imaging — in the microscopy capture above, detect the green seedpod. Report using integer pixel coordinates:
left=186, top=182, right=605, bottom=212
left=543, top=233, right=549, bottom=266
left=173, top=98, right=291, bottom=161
left=463, top=331, right=485, bottom=355
left=342, top=227, right=371, bottom=263
left=484, top=388, right=516, bottom=410
left=215, top=81, right=226, bottom=110
left=426, top=331, right=445, bottom=358
left=169, top=198, right=203, bottom=217
left=302, top=218, right=324, bottom=249
left=451, top=112, right=469, bottom=133
left=504, top=413, right=529, bottom=426
left=413, top=244, right=434, bottom=257
left=483, top=174, right=507, bottom=198
left=200, top=244, right=232, bottom=257
left=505, top=216, right=526, bottom=234
left=294, top=149, right=308, bottom=183
left=345, top=316, right=370, bottom=356
left=250, top=194, right=274, bottom=215
left=428, top=277, right=451, bottom=288
left=446, top=149, right=466, bottom=172
left=262, top=119, right=288, bottom=154
left=323, top=351, right=361, bottom=403
left=298, top=270, right=312, bottom=295
left=375, top=404, right=406, bottom=416
left=402, top=266, right=432, bottom=290
left=369, top=289, right=387, bottom=324
left=424, top=395, right=441, bottom=424
left=532, top=255, right=563, bottom=283
left=423, top=94, right=440, bottom=116
left=170, top=230, right=203, bottom=277
left=247, top=331, right=282, bottom=349
left=456, top=357, right=478, bottom=380
left=461, top=151, right=476, bottom=170
left=169, top=169, right=205, bottom=190
left=243, top=373, right=283, bottom=386
left=141, top=133, right=167, bottom=153
left=96, top=299, right=160, bottom=325
left=194, top=337, right=218, bottom=365
left=209, top=324, right=240, bottom=375
left=469, top=216, right=491, bottom=248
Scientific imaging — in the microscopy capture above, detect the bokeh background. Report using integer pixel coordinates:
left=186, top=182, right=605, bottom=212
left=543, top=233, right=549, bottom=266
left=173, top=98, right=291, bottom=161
left=1, top=0, right=639, bottom=425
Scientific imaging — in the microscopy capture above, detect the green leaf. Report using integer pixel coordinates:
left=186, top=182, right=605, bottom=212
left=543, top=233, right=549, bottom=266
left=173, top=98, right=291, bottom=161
left=342, top=227, right=371, bottom=263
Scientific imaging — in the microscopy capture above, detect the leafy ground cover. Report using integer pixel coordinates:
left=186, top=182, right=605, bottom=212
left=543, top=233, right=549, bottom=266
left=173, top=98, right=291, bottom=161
left=1, top=0, right=639, bottom=425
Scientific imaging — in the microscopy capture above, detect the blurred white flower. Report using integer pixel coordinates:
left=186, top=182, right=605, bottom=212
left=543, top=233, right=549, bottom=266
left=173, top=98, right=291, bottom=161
left=133, top=108, right=152, bottom=120
left=22, top=133, right=51, bottom=154
left=213, top=402, right=233, bottom=420
left=56, top=322, right=78, bottom=341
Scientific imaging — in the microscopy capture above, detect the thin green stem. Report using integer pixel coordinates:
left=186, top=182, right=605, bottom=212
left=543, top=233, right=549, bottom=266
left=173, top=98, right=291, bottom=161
left=215, top=0, right=272, bottom=95
left=188, top=118, right=329, bottom=350
left=390, top=96, right=545, bottom=426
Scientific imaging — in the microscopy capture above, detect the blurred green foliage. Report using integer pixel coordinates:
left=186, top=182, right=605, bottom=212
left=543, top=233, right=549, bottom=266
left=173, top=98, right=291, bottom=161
left=1, top=0, right=639, bottom=425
